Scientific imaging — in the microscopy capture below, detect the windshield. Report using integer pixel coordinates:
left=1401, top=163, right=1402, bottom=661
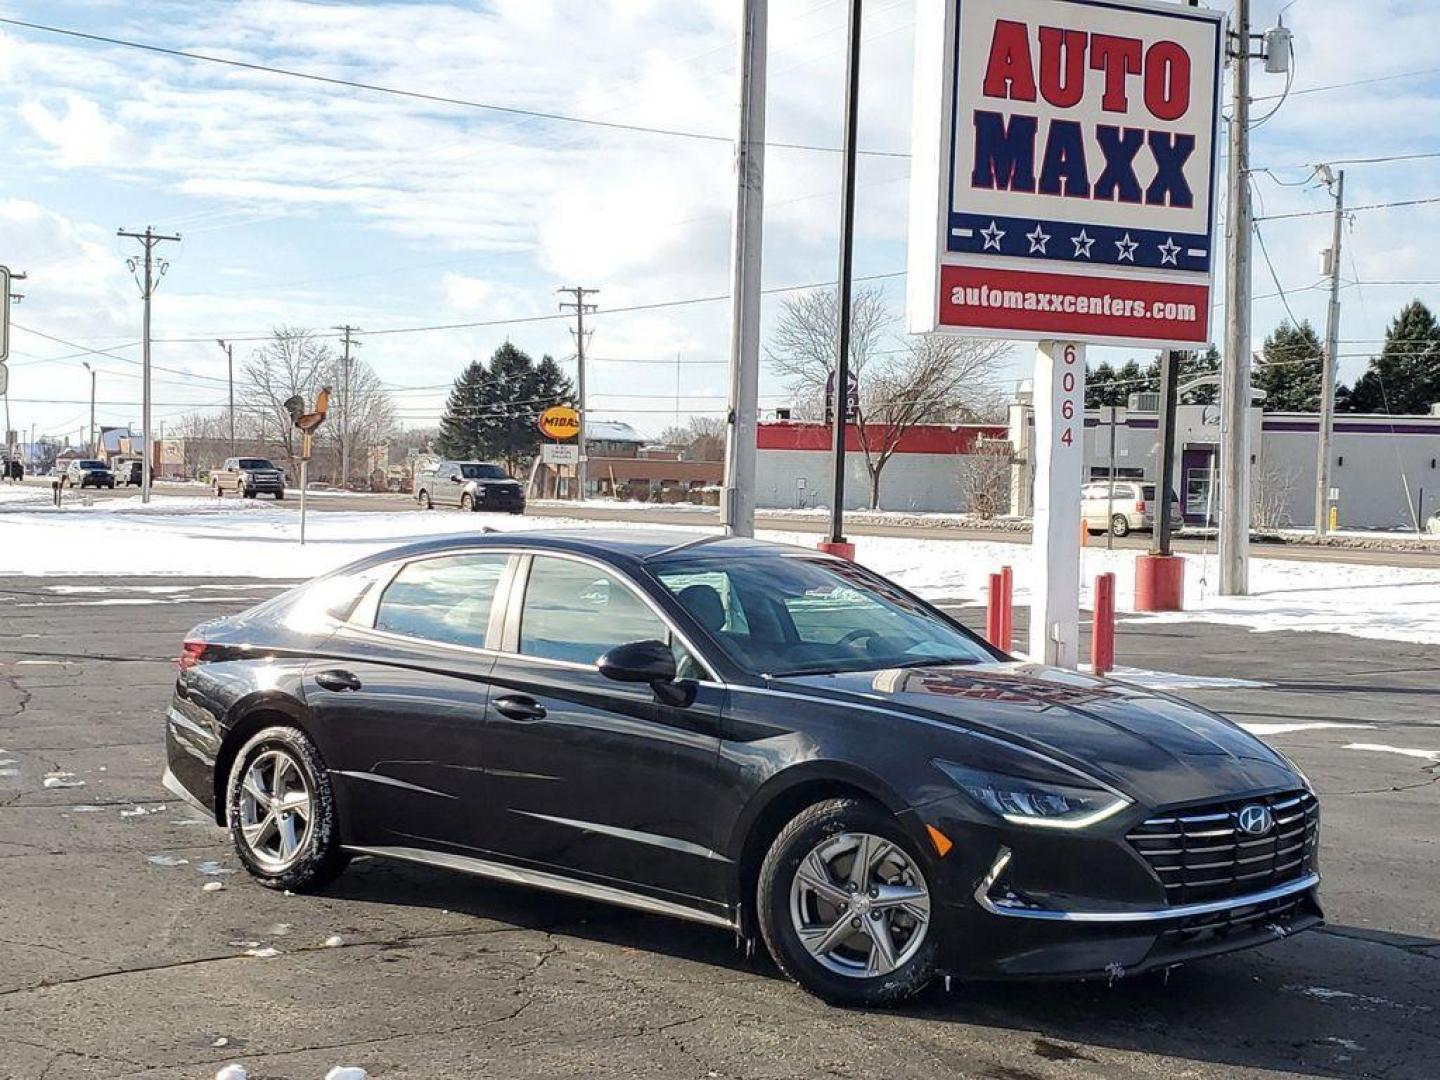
left=79, top=460, right=106, bottom=469
left=238, top=459, right=275, bottom=469
left=460, top=463, right=509, bottom=480
left=654, top=555, right=994, bottom=677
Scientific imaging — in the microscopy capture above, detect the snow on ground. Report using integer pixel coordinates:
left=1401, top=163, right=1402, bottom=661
left=2, top=497, right=1439, bottom=646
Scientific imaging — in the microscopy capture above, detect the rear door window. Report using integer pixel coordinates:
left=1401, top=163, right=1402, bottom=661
left=374, top=554, right=510, bottom=649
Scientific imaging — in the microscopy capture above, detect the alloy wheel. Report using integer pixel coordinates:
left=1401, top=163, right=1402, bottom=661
left=788, top=831, right=931, bottom=979
left=237, top=749, right=314, bottom=872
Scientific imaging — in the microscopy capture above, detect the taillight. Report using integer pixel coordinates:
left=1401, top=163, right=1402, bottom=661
left=1135, top=499, right=1147, bottom=512
left=178, top=641, right=208, bottom=672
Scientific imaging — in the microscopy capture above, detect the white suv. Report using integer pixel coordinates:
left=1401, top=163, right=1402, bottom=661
left=1081, top=481, right=1183, bottom=536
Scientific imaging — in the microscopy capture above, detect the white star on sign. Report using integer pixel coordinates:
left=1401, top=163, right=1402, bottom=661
left=1115, top=233, right=1138, bottom=262
left=1026, top=224, right=1051, bottom=254
left=980, top=220, right=1006, bottom=251
left=1158, top=237, right=1181, bottom=266
left=1072, top=229, right=1095, bottom=258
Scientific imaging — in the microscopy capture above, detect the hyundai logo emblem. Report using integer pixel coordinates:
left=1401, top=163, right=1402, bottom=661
left=1237, top=804, right=1274, bottom=836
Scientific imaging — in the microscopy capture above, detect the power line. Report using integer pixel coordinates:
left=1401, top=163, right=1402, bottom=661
left=0, top=16, right=908, bottom=160
left=1256, top=195, right=1440, bottom=221
left=1251, top=65, right=1440, bottom=104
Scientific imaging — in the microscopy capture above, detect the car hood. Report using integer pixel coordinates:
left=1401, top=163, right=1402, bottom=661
left=777, top=662, right=1300, bottom=807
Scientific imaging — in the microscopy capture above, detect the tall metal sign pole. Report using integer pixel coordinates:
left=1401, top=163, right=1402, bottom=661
left=118, top=227, right=181, bottom=504
left=1314, top=167, right=1344, bottom=535
left=722, top=0, right=768, bottom=538
left=908, top=0, right=1222, bottom=664
left=1219, top=0, right=1253, bottom=594
left=822, top=0, right=864, bottom=560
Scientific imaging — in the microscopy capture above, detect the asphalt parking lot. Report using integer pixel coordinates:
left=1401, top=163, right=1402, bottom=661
left=2, top=575, right=1437, bottom=1079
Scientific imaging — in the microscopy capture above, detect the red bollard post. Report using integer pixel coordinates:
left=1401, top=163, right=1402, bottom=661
left=1091, top=572, right=1116, bottom=676
left=986, top=572, right=1004, bottom=648
left=999, top=565, right=1014, bottom=653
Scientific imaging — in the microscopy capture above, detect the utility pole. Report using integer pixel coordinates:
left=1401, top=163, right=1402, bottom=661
left=333, top=325, right=360, bottom=488
left=722, top=0, right=768, bottom=538
left=216, top=340, right=235, bottom=455
left=118, top=226, right=181, bottom=504
left=558, top=287, right=598, bottom=500
left=1314, top=167, right=1345, bottom=536
left=823, top=0, right=863, bottom=560
left=1219, top=0, right=1253, bottom=595
left=82, top=361, right=96, bottom=454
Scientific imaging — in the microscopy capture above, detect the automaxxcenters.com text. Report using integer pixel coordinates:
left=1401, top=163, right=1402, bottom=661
left=950, top=283, right=1196, bottom=323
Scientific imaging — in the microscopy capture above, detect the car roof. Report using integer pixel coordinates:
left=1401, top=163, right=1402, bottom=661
left=345, top=528, right=813, bottom=572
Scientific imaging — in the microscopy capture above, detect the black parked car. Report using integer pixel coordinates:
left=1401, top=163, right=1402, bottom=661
left=163, top=531, right=1320, bottom=1005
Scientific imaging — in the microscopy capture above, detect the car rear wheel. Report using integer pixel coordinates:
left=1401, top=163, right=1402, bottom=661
left=420, top=490, right=433, bottom=510
left=1110, top=514, right=1131, bottom=537
left=226, top=725, right=348, bottom=892
left=757, top=798, right=937, bottom=1006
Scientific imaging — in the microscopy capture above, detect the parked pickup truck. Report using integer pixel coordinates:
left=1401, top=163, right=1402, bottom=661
left=414, top=460, right=526, bottom=513
left=213, top=457, right=287, bottom=499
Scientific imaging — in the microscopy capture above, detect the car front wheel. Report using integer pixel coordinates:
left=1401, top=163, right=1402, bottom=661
left=757, top=798, right=938, bottom=1007
left=226, top=725, right=348, bottom=892
left=460, top=493, right=474, bottom=511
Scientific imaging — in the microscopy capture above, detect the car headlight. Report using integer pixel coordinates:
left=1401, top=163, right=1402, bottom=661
left=934, top=760, right=1131, bottom=830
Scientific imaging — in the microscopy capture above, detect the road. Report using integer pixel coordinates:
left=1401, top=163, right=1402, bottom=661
left=1, top=575, right=1437, bottom=1079
left=18, top=477, right=1440, bottom=569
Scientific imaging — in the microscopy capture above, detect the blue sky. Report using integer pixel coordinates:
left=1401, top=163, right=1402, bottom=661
left=2, top=0, right=1438, bottom=444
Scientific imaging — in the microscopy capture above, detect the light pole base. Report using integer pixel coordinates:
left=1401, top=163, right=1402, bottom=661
left=816, top=539, right=856, bottom=560
left=1135, top=554, right=1185, bottom=612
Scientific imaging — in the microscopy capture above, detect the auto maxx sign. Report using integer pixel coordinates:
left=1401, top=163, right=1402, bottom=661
left=907, top=0, right=1223, bottom=348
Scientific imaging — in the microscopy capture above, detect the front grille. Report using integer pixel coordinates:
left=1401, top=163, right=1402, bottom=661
left=1128, top=790, right=1319, bottom=905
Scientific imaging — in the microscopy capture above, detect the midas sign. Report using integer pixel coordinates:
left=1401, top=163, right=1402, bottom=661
left=537, top=405, right=580, bottom=440
left=907, top=0, right=1222, bottom=349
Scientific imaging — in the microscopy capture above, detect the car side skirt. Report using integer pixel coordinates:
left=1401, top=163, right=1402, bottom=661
left=344, top=844, right=738, bottom=931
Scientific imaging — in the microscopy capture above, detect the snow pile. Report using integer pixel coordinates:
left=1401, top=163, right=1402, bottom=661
left=0, top=499, right=1437, bottom=645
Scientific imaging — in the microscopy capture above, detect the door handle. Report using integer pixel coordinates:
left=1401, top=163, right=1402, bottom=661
left=314, top=669, right=363, bottom=693
left=493, top=694, right=547, bottom=721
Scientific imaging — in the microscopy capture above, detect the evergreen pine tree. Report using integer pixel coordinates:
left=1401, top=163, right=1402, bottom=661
left=438, top=360, right=493, bottom=460
left=1085, top=362, right=1119, bottom=407
left=1342, top=300, right=1440, bottom=414
left=1255, top=320, right=1323, bottom=411
left=1178, top=346, right=1221, bottom=405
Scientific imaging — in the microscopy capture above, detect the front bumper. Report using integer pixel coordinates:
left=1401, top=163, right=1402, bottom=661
left=243, top=478, right=286, bottom=493
left=902, top=795, right=1322, bottom=980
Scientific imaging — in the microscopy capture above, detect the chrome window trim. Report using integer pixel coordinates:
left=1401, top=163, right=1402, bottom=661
left=344, top=844, right=735, bottom=930
left=507, top=551, right=721, bottom=683
left=974, top=848, right=1319, bottom=923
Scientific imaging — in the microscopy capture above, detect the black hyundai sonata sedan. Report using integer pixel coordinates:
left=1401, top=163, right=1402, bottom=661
left=163, top=529, right=1321, bottom=1005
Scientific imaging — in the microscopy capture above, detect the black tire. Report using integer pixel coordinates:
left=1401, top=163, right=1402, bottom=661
left=274, top=491, right=285, bottom=501
left=1110, top=514, right=1130, bottom=537
left=244, top=489, right=256, bottom=500
left=420, top=490, right=433, bottom=510
left=461, top=493, right=474, bottom=512
left=225, top=725, right=349, bottom=892
left=756, top=798, right=938, bottom=1007
left=215, top=484, right=224, bottom=498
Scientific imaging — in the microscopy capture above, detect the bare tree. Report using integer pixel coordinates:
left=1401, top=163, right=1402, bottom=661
left=1251, top=458, right=1298, bottom=531
left=328, top=355, right=396, bottom=487
left=768, top=288, right=1009, bottom=508
left=242, top=328, right=334, bottom=471
left=957, top=438, right=1014, bottom=519
left=657, top=416, right=726, bottom=461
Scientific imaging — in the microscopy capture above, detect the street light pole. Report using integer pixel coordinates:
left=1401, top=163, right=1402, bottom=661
left=82, top=361, right=95, bottom=455
left=824, top=0, right=863, bottom=559
left=216, top=339, right=235, bottom=455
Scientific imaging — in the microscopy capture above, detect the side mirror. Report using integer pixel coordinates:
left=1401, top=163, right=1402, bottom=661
left=598, top=639, right=676, bottom=684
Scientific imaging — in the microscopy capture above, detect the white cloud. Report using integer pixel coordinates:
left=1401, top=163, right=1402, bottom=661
left=19, top=93, right=128, bottom=167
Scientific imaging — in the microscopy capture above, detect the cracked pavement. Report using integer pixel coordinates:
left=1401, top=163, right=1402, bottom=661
left=1, top=575, right=1437, bottom=1079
